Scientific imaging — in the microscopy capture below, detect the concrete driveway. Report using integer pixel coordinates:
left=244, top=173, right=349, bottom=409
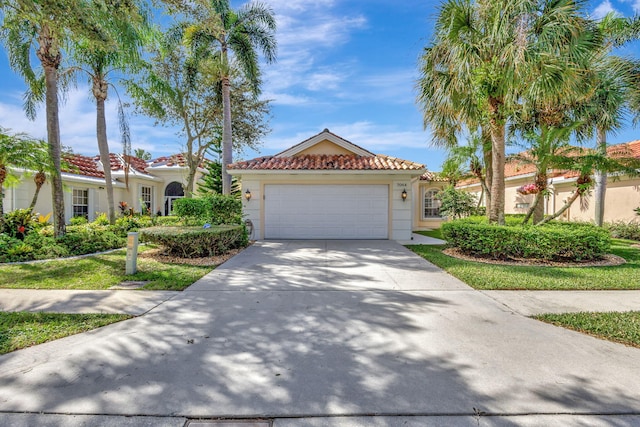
left=1, top=240, right=639, bottom=425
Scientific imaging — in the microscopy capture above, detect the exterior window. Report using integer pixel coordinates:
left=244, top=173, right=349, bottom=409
left=72, top=189, right=89, bottom=219
left=141, top=186, right=152, bottom=212
left=423, top=188, right=441, bottom=219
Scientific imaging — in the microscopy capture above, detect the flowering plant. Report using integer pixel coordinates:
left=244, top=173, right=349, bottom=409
left=517, top=183, right=538, bottom=195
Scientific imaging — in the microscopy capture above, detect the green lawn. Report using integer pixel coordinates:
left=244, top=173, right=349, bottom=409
left=0, top=312, right=132, bottom=354
left=408, top=239, right=640, bottom=290
left=0, top=246, right=213, bottom=291
left=535, top=312, right=640, bottom=348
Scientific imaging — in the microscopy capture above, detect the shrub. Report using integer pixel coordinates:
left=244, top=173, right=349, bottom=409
left=60, top=225, right=125, bottom=255
left=141, top=225, right=248, bottom=258
left=436, top=186, right=477, bottom=219
left=442, top=216, right=610, bottom=261
left=110, top=215, right=152, bottom=237
left=153, top=215, right=182, bottom=226
left=2, top=208, right=37, bottom=239
left=173, top=195, right=242, bottom=225
left=69, top=216, right=88, bottom=226
left=93, top=213, right=110, bottom=226
left=606, top=221, right=640, bottom=242
left=23, top=231, right=69, bottom=260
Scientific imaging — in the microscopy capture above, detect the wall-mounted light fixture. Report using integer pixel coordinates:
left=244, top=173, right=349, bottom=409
left=244, top=189, right=252, bottom=201
left=401, top=189, right=408, bottom=202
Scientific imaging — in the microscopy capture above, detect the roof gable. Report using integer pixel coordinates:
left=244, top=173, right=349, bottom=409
left=275, top=129, right=374, bottom=158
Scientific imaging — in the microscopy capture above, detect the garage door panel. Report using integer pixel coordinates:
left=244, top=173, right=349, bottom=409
left=265, top=184, right=388, bottom=239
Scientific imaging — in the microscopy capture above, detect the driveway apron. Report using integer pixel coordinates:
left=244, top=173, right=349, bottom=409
left=0, top=240, right=638, bottom=419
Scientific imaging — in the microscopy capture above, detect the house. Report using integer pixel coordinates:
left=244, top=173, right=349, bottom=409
left=228, top=129, right=427, bottom=240
left=3, top=153, right=205, bottom=222
left=412, top=171, right=449, bottom=230
left=457, top=140, right=640, bottom=223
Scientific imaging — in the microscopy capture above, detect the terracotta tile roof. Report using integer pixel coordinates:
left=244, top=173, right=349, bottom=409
left=458, top=140, right=640, bottom=186
left=63, top=154, right=104, bottom=178
left=419, top=171, right=447, bottom=182
left=151, top=154, right=188, bottom=167
left=228, top=154, right=424, bottom=171
left=92, top=153, right=150, bottom=175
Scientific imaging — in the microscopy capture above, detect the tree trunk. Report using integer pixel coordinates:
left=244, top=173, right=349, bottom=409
left=44, top=64, right=65, bottom=237
left=184, top=152, right=198, bottom=198
left=221, top=73, right=233, bottom=195
left=0, top=166, right=6, bottom=217
left=488, top=100, right=505, bottom=225
left=482, top=127, right=492, bottom=217
left=522, top=192, right=541, bottom=225
left=594, top=127, right=607, bottom=227
left=537, top=188, right=582, bottom=225
left=96, top=92, right=116, bottom=225
left=29, top=171, right=46, bottom=210
left=38, top=24, right=65, bottom=237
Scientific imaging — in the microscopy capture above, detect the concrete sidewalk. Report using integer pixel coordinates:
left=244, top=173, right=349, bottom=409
left=0, top=289, right=179, bottom=315
left=483, top=290, right=640, bottom=316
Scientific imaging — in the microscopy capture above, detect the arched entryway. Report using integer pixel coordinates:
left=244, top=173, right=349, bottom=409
left=164, top=181, right=184, bottom=216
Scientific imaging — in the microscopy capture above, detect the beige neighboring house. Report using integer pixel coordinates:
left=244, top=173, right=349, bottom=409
left=228, top=129, right=427, bottom=241
left=457, top=140, right=640, bottom=223
left=3, top=153, right=205, bottom=222
left=412, top=171, right=449, bottom=230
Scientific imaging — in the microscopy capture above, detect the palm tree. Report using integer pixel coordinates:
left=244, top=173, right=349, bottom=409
left=181, top=0, right=276, bottom=194
left=582, top=15, right=640, bottom=226
left=0, top=0, right=140, bottom=236
left=27, top=139, right=53, bottom=210
left=0, top=128, right=40, bottom=218
left=72, top=5, right=147, bottom=224
left=418, top=0, right=597, bottom=225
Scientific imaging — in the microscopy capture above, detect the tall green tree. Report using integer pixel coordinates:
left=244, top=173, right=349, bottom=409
left=71, top=2, right=148, bottom=224
left=582, top=15, right=640, bottom=226
left=128, top=40, right=270, bottom=197
left=418, top=0, right=597, bottom=225
left=0, top=0, right=140, bottom=236
left=0, top=128, right=42, bottom=218
left=180, top=0, right=276, bottom=195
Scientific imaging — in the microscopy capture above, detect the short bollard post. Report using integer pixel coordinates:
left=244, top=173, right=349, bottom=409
left=126, top=232, right=139, bottom=275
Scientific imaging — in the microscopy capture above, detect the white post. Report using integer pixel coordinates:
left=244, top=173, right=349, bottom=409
left=126, top=232, right=139, bottom=275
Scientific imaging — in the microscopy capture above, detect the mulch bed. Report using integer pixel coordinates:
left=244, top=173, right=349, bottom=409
left=138, top=247, right=246, bottom=267
left=442, top=247, right=626, bottom=268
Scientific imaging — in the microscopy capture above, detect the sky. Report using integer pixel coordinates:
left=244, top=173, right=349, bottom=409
left=1, top=0, right=640, bottom=172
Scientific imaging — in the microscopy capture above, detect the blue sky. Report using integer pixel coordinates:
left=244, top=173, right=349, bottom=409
left=1, top=0, right=639, bottom=172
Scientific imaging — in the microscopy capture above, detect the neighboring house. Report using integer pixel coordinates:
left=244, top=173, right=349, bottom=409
left=228, top=129, right=427, bottom=241
left=457, top=140, right=640, bottom=223
left=3, top=153, right=205, bottom=222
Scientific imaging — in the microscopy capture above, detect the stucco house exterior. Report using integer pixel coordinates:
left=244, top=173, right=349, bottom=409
left=457, top=140, right=640, bottom=223
left=228, top=129, right=427, bottom=241
left=3, top=153, right=205, bottom=222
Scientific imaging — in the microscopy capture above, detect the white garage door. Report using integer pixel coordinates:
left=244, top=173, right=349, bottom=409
left=265, top=184, right=389, bottom=239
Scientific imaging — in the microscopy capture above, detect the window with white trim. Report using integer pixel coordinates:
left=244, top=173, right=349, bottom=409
left=72, top=188, right=89, bottom=219
left=423, top=188, right=441, bottom=219
left=141, top=186, right=152, bottom=212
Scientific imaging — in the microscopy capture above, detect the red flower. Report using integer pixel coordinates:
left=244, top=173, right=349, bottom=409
left=18, top=225, right=25, bottom=234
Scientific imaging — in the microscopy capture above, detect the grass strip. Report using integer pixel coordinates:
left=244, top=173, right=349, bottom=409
left=535, top=311, right=640, bottom=348
left=0, top=312, right=132, bottom=354
left=408, top=239, right=640, bottom=290
left=0, top=246, right=213, bottom=291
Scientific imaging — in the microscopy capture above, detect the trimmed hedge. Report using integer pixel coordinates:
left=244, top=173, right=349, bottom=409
left=442, top=217, right=610, bottom=261
left=140, top=225, right=248, bottom=258
left=606, top=221, right=640, bottom=242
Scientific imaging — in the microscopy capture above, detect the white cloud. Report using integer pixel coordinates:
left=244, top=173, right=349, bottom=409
left=592, top=0, right=620, bottom=19
left=0, top=87, right=183, bottom=158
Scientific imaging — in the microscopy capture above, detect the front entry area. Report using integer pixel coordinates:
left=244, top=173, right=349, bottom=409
left=264, top=184, right=389, bottom=239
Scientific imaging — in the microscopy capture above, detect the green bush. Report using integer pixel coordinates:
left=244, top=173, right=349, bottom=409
left=60, top=225, right=125, bottom=255
left=110, top=215, right=152, bottom=237
left=442, top=216, right=610, bottom=261
left=141, top=225, right=248, bottom=258
left=153, top=215, right=182, bottom=226
left=93, top=213, right=110, bottom=226
left=2, top=208, right=36, bottom=239
left=436, top=186, right=477, bottom=219
left=172, top=195, right=242, bottom=225
left=69, top=216, right=88, bottom=226
left=606, top=221, right=640, bottom=242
